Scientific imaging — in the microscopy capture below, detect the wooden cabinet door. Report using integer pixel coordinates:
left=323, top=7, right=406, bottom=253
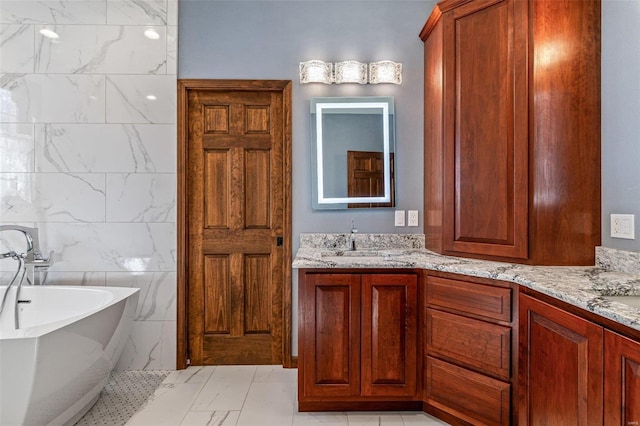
left=300, top=273, right=361, bottom=397
left=519, top=294, right=603, bottom=425
left=361, top=274, right=418, bottom=397
left=604, top=330, right=640, bottom=425
left=442, top=0, right=528, bottom=259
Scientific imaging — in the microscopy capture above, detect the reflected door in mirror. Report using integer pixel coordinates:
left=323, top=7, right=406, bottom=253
left=348, top=151, right=395, bottom=208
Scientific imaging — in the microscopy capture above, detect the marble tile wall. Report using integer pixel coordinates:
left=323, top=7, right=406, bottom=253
left=0, top=0, right=178, bottom=370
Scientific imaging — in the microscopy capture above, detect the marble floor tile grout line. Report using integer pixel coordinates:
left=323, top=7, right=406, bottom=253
left=85, top=366, right=450, bottom=425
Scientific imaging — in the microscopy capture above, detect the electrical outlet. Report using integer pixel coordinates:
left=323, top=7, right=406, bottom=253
left=611, top=214, right=635, bottom=239
left=408, top=210, right=419, bottom=227
left=395, top=210, right=405, bottom=227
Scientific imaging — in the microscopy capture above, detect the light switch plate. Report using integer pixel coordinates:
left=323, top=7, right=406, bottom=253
left=395, top=210, right=405, bottom=227
left=611, top=214, right=635, bottom=239
left=408, top=210, right=419, bottom=227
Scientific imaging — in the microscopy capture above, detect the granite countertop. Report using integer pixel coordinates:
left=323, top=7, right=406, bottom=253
left=293, top=233, right=640, bottom=333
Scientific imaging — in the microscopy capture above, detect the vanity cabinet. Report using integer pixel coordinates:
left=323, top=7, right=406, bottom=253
left=424, top=274, right=516, bottom=425
left=519, top=293, right=603, bottom=424
left=298, top=270, right=420, bottom=411
left=421, top=0, right=601, bottom=265
left=604, top=330, right=640, bottom=425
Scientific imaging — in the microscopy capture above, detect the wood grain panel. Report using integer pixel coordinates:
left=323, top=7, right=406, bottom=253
left=604, top=330, right=640, bottom=426
left=244, top=149, right=270, bottom=229
left=454, top=0, right=511, bottom=243
left=244, top=254, right=271, bottom=334
left=181, top=81, right=291, bottom=366
left=204, top=105, right=229, bottom=134
left=202, top=334, right=273, bottom=365
left=245, top=105, right=270, bottom=134
left=361, top=274, right=417, bottom=397
left=426, top=308, right=511, bottom=380
left=529, top=0, right=601, bottom=265
left=442, top=0, right=528, bottom=259
left=204, top=255, right=230, bottom=334
left=519, top=293, right=603, bottom=425
left=204, top=150, right=229, bottom=229
left=426, top=276, right=511, bottom=322
left=347, top=151, right=395, bottom=208
left=422, top=17, right=444, bottom=252
left=426, top=356, right=511, bottom=426
left=301, top=274, right=360, bottom=398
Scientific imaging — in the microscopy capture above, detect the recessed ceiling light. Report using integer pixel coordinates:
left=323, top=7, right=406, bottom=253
left=39, top=28, right=59, bottom=39
left=144, top=29, right=160, bottom=40
left=146, top=94, right=157, bottom=101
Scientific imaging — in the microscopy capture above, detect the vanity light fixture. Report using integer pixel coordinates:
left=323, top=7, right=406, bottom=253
left=299, top=60, right=334, bottom=84
left=299, top=60, right=402, bottom=84
left=334, top=61, right=368, bottom=84
left=369, top=61, right=403, bottom=85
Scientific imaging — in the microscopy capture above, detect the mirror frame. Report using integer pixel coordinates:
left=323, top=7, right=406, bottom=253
left=311, top=96, right=395, bottom=209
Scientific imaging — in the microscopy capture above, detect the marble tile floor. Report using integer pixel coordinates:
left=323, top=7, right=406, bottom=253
left=125, top=365, right=451, bottom=426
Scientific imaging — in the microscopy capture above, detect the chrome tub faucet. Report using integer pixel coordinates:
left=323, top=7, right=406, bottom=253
left=0, top=225, right=54, bottom=285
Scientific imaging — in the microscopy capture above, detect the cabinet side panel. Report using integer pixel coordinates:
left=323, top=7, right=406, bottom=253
left=424, top=18, right=445, bottom=253
left=530, top=0, right=601, bottom=264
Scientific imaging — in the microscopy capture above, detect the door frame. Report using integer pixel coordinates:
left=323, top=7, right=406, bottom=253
left=176, top=79, right=293, bottom=369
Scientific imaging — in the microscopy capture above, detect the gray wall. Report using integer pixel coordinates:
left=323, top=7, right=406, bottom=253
left=179, top=0, right=432, bottom=256
left=601, top=0, right=640, bottom=251
left=179, top=0, right=640, bottom=354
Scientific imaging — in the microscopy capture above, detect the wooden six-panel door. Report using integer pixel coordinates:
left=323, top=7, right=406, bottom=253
left=347, top=151, right=394, bottom=208
left=185, top=82, right=290, bottom=365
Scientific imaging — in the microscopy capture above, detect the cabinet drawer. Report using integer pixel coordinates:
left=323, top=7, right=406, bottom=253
left=426, top=308, right=511, bottom=380
left=427, top=276, right=511, bottom=322
left=426, top=356, right=511, bottom=426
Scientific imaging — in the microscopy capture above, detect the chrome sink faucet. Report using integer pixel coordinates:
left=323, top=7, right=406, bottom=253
left=349, top=219, right=358, bottom=251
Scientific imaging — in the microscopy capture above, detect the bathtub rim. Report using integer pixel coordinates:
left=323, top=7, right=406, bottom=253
left=0, top=285, right=139, bottom=339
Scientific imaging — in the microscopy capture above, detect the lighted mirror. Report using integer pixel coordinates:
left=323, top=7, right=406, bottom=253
left=311, top=96, right=395, bottom=210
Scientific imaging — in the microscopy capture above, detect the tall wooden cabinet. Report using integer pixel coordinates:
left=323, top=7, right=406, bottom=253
left=298, top=270, right=420, bottom=411
left=421, top=0, right=601, bottom=265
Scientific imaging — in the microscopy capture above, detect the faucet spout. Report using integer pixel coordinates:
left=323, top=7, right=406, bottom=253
left=349, top=219, right=358, bottom=251
left=0, top=225, right=53, bottom=284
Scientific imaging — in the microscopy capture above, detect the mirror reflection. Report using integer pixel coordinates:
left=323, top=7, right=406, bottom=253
left=311, top=96, right=396, bottom=209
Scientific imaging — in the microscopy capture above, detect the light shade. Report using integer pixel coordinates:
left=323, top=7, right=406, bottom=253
left=300, top=60, right=333, bottom=84
left=334, top=61, right=368, bottom=84
left=369, top=61, right=402, bottom=85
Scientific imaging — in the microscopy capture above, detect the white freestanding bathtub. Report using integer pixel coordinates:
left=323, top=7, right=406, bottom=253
left=0, top=285, right=139, bottom=426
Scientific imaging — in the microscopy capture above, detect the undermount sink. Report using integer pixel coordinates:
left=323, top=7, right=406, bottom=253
left=602, top=296, right=640, bottom=310
left=320, top=250, right=395, bottom=262
left=320, top=250, right=385, bottom=257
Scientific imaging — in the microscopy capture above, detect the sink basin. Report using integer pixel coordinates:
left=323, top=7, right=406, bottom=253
left=320, top=250, right=385, bottom=258
left=319, top=250, right=396, bottom=263
left=602, top=296, right=640, bottom=310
